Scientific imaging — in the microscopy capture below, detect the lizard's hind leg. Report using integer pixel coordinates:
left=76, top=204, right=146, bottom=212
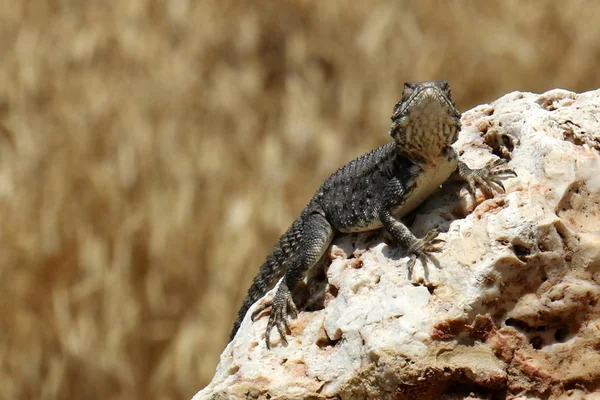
left=252, top=211, right=334, bottom=349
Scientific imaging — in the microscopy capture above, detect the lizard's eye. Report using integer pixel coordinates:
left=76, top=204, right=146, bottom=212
left=401, top=86, right=414, bottom=102
left=438, top=81, right=449, bottom=91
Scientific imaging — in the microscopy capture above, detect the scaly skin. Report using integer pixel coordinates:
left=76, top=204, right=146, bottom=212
left=230, top=81, right=516, bottom=348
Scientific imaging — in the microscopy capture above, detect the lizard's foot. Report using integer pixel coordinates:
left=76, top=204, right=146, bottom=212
left=406, top=229, right=445, bottom=277
left=251, top=282, right=298, bottom=349
left=459, top=158, right=517, bottom=200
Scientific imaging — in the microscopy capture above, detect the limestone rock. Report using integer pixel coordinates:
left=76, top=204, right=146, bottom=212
left=194, top=88, right=600, bottom=400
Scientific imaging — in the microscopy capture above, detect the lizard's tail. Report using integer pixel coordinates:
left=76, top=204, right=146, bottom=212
left=229, top=216, right=303, bottom=341
left=228, top=257, right=280, bottom=341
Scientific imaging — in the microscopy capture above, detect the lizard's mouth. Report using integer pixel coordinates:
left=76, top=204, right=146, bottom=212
left=404, top=88, right=460, bottom=122
left=398, top=82, right=460, bottom=118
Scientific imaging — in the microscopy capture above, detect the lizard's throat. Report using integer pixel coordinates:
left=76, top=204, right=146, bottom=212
left=394, top=122, right=459, bottom=165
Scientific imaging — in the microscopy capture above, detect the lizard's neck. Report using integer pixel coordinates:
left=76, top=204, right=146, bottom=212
left=394, top=142, right=442, bottom=167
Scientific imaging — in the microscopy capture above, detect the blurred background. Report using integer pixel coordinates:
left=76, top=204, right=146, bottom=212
left=1, top=1, right=600, bottom=399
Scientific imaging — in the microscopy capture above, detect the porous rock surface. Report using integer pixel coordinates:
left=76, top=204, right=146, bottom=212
left=194, top=89, right=600, bottom=400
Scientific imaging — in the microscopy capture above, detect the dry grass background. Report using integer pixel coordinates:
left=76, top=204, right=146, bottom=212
left=1, top=1, right=600, bottom=399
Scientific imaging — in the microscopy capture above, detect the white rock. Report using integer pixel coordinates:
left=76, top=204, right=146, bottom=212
left=194, top=88, right=600, bottom=399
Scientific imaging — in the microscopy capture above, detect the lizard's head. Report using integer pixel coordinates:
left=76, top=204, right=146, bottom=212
left=389, top=81, right=461, bottom=163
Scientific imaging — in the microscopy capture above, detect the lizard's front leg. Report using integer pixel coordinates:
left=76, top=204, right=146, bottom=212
left=379, top=177, right=444, bottom=276
left=252, top=210, right=334, bottom=349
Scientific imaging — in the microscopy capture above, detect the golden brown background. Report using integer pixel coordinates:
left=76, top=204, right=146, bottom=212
left=1, top=1, right=600, bottom=399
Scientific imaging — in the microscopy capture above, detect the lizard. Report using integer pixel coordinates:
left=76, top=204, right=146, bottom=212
left=230, top=81, right=515, bottom=349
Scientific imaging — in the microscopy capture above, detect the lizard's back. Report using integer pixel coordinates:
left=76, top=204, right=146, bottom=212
left=313, top=142, right=456, bottom=233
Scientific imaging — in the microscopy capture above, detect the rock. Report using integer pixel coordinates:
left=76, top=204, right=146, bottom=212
left=193, top=88, right=600, bottom=400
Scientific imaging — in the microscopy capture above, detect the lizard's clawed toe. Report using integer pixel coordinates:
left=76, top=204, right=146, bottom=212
left=407, top=229, right=443, bottom=254
left=258, top=282, right=297, bottom=349
left=488, top=158, right=517, bottom=179
left=251, top=301, right=272, bottom=322
left=405, top=229, right=444, bottom=277
left=461, top=158, right=516, bottom=199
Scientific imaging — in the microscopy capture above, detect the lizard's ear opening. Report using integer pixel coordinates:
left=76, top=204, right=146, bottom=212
left=389, top=96, right=403, bottom=140
left=389, top=90, right=408, bottom=140
left=390, top=98, right=402, bottom=120
left=389, top=116, right=402, bottom=140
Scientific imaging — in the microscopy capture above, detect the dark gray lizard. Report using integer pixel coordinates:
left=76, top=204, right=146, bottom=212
left=230, top=81, right=515, bottom=348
